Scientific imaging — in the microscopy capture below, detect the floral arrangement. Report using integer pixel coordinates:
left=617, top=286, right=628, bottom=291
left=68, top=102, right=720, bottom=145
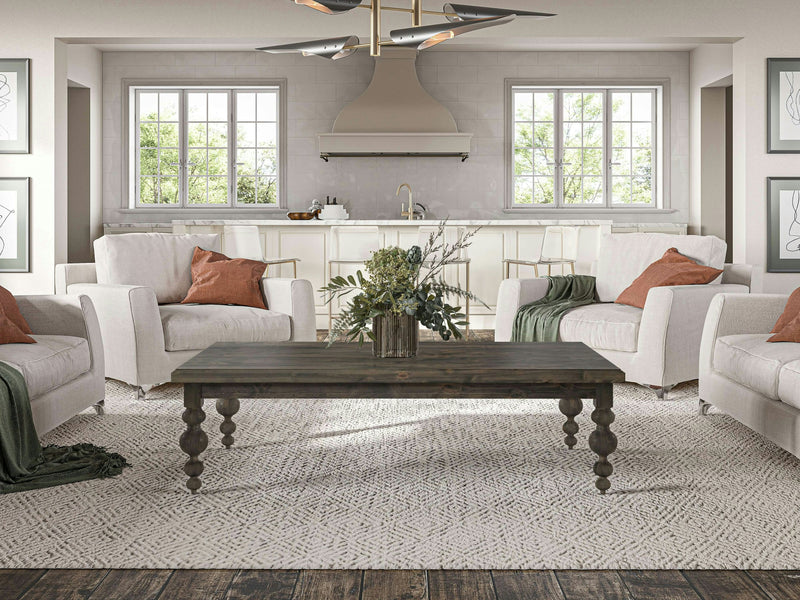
left=322, top=222, right=485, bottom=345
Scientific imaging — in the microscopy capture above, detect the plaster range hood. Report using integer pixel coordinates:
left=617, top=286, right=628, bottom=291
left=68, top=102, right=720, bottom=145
left=318, top=47, right=472, bottom=161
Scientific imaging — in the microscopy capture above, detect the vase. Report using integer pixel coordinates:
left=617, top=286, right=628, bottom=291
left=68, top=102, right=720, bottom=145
left=372, top=313, right=419, bottom=358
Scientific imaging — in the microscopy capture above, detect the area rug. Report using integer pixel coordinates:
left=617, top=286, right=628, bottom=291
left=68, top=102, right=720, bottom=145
left=1, top=380, right=799, bottom=569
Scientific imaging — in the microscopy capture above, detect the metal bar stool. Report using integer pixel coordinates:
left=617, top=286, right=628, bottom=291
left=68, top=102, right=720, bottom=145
left=223, top=225, right=300, bottom=277
left=503, top=225, right=579, bottom=279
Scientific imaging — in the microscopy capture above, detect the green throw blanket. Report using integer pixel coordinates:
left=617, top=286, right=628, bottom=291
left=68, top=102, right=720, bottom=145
left=511, top=275, right=597, bottom=342
left=0, top=361, right=129, bottom=494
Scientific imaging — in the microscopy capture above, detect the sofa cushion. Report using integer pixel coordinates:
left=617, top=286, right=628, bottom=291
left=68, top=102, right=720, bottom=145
left=94, top=233, right=220, bottom=304
left=596, top=233, right=726, bottom=303
left=713, top=334, right=800, bottom=400
left=771, top=287, right=800, bottom=333
left=160, top=304, right=291, bottom=352
left=182, top=247, right=268, bottom=309
left=558, top=303, right=642, bottom=352
left=0, top=335, right=91, bottom=399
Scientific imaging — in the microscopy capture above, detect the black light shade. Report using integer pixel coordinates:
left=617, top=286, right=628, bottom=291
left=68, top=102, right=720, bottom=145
left=390, top=14, right=515, bottom=50
left=294, top=0, right=362, bottom=14
left=443, top=3, right=555, bottom=22
left=256, top=35, right=360, bottom=60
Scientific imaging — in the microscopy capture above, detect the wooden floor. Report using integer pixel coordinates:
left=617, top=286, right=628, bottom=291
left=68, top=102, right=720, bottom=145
left=3, top=569, right=800, bottom=600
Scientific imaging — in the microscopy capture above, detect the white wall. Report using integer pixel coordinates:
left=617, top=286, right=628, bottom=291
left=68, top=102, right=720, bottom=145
left=101, top=50, right=689, bottom=225
left=1, top=0, right=800, bottom=294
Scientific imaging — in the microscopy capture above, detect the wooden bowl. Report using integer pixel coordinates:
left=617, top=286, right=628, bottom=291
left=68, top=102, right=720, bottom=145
left=287, top=211, right=316, bottom=220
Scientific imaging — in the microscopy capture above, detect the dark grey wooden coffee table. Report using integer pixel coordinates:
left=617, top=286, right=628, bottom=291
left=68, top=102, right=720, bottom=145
left=171, top=342, right=625, bottom=495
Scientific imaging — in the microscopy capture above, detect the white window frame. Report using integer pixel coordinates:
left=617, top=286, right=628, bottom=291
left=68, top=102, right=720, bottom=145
left=505, top=80, right=668, bottom=211
left=124, top=80, right=287, bottom=210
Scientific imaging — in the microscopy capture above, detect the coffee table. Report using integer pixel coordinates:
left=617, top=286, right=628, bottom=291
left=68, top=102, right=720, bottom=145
left=171, top=342, right=625, bottom=495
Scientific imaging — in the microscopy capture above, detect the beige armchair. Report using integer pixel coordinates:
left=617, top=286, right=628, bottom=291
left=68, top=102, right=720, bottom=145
left=56, top=233, right=317, bottom=396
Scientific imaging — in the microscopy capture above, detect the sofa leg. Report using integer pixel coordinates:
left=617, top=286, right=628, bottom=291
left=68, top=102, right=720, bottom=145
left=698, top=399, right=712, bottom=416
left=136, top=385, right=154, bottom=400
left=652, top=384, right=675, bottom=401
left=92, top=400, right=105, bottom=415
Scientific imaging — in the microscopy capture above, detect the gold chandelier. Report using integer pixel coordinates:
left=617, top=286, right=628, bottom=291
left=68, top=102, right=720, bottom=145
left=257, top=1, right=555, bottom=58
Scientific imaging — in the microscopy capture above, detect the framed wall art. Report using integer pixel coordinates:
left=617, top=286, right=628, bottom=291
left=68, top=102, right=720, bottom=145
left=0, top=178, right=30, bottom=273
left=768, top=58, right=800, bottom=153
left=767, top=177, right=800, bottom=272
left=0, top=58, right=30, bottom=154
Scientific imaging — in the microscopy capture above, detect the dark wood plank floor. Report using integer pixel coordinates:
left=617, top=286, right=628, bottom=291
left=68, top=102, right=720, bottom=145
left=4, top=570, right=800, bottom=600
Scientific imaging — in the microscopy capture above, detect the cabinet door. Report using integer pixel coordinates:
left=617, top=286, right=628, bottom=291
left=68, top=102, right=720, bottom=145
left=274, top=229, right=327, bottom=306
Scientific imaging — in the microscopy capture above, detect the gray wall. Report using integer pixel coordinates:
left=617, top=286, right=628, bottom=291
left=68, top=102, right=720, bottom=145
left=102, top=50, right=689, bottom=225
left=68, top=85, right=92, bottom=262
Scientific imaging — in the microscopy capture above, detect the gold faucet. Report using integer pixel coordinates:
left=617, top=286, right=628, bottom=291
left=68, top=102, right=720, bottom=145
left=396, top=182, right=415, bottom=221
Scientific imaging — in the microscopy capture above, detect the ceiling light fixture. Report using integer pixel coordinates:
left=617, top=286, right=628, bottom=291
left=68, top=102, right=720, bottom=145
left=258, top=0, right=555, bottom=58
left=390, top=14, right=514, bottom=50
left=255, top=35, right=360, bottom=60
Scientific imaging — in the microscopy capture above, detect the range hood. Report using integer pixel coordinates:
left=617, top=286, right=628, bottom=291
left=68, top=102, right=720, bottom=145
left=318, top=47, right=472, bottom=161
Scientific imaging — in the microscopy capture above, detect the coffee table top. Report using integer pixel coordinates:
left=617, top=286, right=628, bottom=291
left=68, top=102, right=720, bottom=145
left=172, top=342, right=625, bottom=385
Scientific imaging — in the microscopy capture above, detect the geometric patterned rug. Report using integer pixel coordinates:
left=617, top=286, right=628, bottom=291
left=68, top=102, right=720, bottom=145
left=1, top=379, right=799, bottom=570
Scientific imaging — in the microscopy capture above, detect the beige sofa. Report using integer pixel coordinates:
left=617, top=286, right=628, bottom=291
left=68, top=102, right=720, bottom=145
left=0, top=294, right=105, bottom=434
left=699, top=293, right=800, bottom=458
left=56, top=233, right=317, bottom=396
left=495, top=233, right=752, bottom=396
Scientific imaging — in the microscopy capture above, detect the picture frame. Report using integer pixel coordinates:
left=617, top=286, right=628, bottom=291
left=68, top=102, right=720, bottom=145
left=0, top=178, right=30, bottom=273
left=0, top=58, right=30, bottom=154
left=768, top=58, right=800, bottom=153
left=767, top=177, right=800, bottom=273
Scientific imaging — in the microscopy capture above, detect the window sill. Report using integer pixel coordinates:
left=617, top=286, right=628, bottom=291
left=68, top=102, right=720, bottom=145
left=503, top=207, right=678, bottom=214
left=118, top=207, right=287, bottom=214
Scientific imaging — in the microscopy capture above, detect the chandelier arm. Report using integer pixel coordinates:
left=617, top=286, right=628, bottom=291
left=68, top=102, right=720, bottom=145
left=354, top=3, right=455, bottom=17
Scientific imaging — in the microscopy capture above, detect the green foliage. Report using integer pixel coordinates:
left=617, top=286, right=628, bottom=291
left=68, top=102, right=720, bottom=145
left=320, top=222, right=487, bottom=346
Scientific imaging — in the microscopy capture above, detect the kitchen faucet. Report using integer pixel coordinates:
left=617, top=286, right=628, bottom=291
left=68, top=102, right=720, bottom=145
left=396, top=183, right=426, bottom=220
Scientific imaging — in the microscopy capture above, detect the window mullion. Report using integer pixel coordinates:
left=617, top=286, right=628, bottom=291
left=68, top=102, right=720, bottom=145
left=230, top=89, right=237, bottom=207
left=652, top=90, right=657, bottom=206
left=179, top=89, right=187, bottom=208
left=554, top=89, right=563, bottom=208
left=604, top=89, right=611, bottom=208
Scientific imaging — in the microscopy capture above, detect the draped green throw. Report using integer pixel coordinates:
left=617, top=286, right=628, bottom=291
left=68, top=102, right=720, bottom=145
left=0, top=361, right=129, bottom=494
left=511, top=275, right=598, bottom=342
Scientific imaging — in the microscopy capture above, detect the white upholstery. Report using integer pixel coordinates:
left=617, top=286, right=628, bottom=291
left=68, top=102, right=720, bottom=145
left=558, top=303, right=641, bottom=353
left=94, top=233, right=220, bottom=304
left=496, top=233, right=750, bottom=389
left=14, top=295, right=105, bottom=435
left=699, top=293, right=800, bottom=460
left=779, top=361, right=800, bottom=411
left=65, top=238, right=317, bottom=388
left=160, top=304, right=291, bottom=351
left=713, top=334, right=800, bottom=400
left=0, top=335, right=90, bottom=399
left=595, top=233, right=726, bottom=302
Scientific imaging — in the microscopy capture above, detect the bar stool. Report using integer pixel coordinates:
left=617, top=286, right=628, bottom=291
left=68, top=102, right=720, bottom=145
left=328, top=226, right=381, bottom=331
left=223, top=225, right=300, bottom=277
left=503, top=225, right=579, bottom=279
left=417, top=226, right=472, bottom=339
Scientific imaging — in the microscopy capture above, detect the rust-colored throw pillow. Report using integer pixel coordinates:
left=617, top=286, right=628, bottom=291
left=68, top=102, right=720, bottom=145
left=0, top=285, right=32, bottom=334
left=0, top=303, right=35, bottom=345
left=181, top=247, right=268, bottom=309
left=771, top=287, right=800, bottom=333
left=615, top=247, right=723, bottom=309
left=768, top=313, right=800, bottom=343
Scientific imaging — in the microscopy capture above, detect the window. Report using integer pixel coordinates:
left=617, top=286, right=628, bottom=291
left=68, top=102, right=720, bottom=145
left=131, top=85, right=283, bottom=208
left=510, top=85, right=663, bottom=209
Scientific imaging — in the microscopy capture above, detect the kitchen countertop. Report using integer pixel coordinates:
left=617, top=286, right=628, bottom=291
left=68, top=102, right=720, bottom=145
left=167, top=219, right=613, bottom=226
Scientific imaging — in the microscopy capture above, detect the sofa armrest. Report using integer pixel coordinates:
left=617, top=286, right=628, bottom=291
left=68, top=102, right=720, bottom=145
left=68, top=283, right=166, bottom=386
left=699, top=293, right=790, bottom=385
left=55, top=263, right=97, bottom=294
left=636, top=283, right=749, bottom=387
left=494, top=278, right=550, bottom=342
left=261, top=278, right=317, bottom=342
left=16, top=294, right=105, bottom=380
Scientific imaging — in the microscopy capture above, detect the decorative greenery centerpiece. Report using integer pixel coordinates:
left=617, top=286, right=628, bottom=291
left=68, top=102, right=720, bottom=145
left=322, top=223, right=485, bottom=357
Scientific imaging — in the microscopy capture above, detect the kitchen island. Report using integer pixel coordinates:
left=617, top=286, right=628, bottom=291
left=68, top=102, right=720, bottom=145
left=105, top=219, right=687, bottom=329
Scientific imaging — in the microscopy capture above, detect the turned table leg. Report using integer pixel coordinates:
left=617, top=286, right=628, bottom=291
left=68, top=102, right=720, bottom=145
left=558, top=395, right=583, bottom=449
left=589, top=383, right=617, bottom=495
left=180, top=384, right=208, bottom=494
left=216, top=397, right=240, bottom=449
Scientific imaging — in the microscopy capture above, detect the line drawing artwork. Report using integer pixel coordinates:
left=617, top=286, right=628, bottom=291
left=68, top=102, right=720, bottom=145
left=0, top=192, right=16, bottom=259
left=780, top=189, right=800, bottom=259
left=780, top=71, right=800, bottom=140
left=0, top=72, right=15, bottom=141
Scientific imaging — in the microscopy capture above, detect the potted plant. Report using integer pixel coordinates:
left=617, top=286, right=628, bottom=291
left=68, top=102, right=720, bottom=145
left=322, top=223, right=485, bottom=357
